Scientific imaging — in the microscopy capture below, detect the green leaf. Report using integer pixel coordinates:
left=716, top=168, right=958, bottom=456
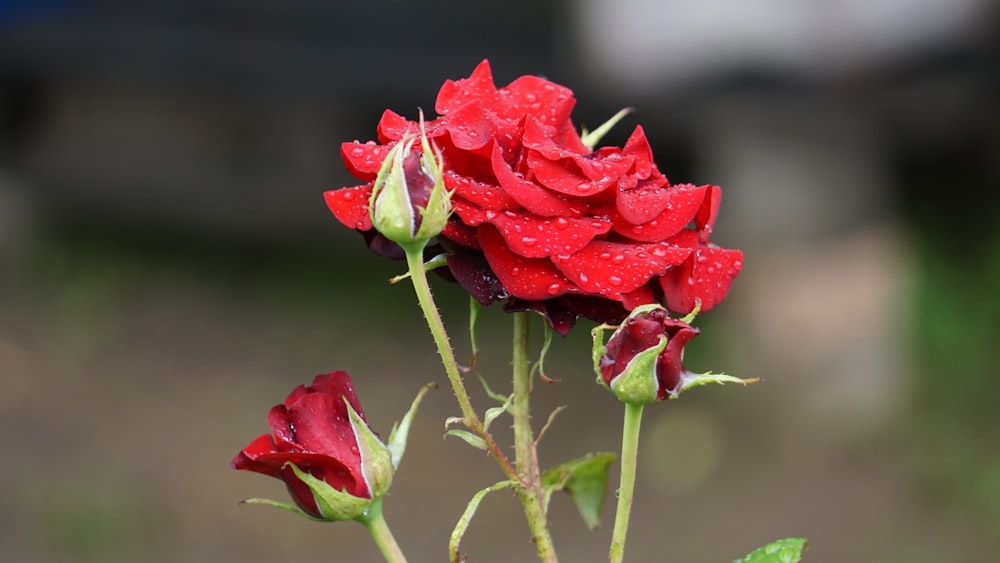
left=449, top=481, right=515, bottom=563
left=483, top=394, right=513, bottom=432
left=733, top=538, right=809, bottom=563
left=445, top=429, right=488, bottom=450
left=541, top=452, right=616, bottom=529
left=477, top=374, right=510, bottom=404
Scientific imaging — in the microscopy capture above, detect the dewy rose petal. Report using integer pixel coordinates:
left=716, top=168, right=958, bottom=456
left=325, top=60, right=742, bottom=334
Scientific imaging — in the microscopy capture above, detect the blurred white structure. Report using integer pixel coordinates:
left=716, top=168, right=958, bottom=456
left=577, top=0, right=986, bottom=90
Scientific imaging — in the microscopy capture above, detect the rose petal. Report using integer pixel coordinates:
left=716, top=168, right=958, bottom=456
left=442, top=100, right=492, bottom=150
left=694, top=185, right=721, bottom=243
left=491, top=144, right=585, bottom=218
left=324, top=185, right=373, bottom=231
left=376, top=109, right=412, bottom=143
left=478, top=224, right=577, bottom=300
left=613, top=175, right=672, bottom=225
left=660, top=246, right=744, bottom=314
left=286, top=393, right=361, bottom=467
left=441, top=217, right=481, bottom=249
left=608, top=183, right=710, bottom=242
left=497, top=75, right=576, bottom=127
left=446, top=251, right=509, bottom=305
left=307, top=372, right=365, bottom=421
left=436, top=60, right=498, bottom=115
left=622, top=126, right=654, bottom=179
left=487, top=211, right=611, bottom=258
left=341, top=142, right=393, bottom=180
left=443, top=170, right=516, bottom=211
left=551, top=240, right=691, bottom=296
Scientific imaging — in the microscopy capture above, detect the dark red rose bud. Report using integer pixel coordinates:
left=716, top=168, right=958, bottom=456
left=593, top=305, right=755, bottom=404
left=231, top=372, right=394, bottom=521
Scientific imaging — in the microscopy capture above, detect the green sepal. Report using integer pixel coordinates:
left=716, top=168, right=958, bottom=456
left=581, top=107, right=633, bottom=150
left=346, top=400, right=394, bottom=499
left=733, top=537, right=809, bottom=563
left=609, top=335, right=667, bottom=405
left=386, top=382, right=436, bottom=469
left=449, top=480, right=515, bottom=563
left=541, top=452, right=616, bottom=529
left=238, top=497, right=327, bottom=522
left=285, top=462, right=372, bottom=521
left=413, top=117, right=453, bottom=241
left=369, top=138, right=416, bottom=245
left=669, top=371, right=761, bottom=400
left=591, top=322, right=616, bottom=384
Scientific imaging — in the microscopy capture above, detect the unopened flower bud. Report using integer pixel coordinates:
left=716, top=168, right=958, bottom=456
left=369, top=125, right=450, bottom=249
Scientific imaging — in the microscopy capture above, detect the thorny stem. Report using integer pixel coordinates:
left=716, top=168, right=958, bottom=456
left=609, top=402, right=644, bottom=563
left=402, top=247, right=517, bottom=481
left=511, top=312, right=559, bottom=563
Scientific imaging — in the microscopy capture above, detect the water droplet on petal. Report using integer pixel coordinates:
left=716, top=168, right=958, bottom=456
left=612, top=255, right=626, bottom=265
left=599, top=252, right=612, bottom=260
left=555, top=217, right=569, bottom=229
left=579, top=273, right=590, bottom=283
left=521, top=236, right=538, bottom=247
left=547, top=283, right=561, bottom=295
left=341, top=191, right=355, bottom=201
left=609, top=275, right=623, bottom=286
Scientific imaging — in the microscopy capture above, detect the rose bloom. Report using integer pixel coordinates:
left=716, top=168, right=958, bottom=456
left=231, top=372, right=382, bottom=519
left=326, top=60, right=742, bottom=334
left=598, top=307, right=700, bottom=401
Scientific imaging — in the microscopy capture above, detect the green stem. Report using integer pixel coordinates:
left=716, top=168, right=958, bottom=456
left=609, top=402, right=644, bottom=563
left=511, top=312, right=559, bottom=563
left=402, top=247, right=517, bottom=480
left=357, top=497, right=407, bottom=563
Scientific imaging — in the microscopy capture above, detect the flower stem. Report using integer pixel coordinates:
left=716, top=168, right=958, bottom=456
left=511, top=312, right=559, bottom=563
left=357, top=497, right=407, bottom=563
left=609, top=402, right=644, bottom=563
left=402, top=247, right=517, bottom=480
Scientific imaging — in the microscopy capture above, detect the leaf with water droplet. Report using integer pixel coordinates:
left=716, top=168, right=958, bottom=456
left=733, top=538, right=808, bottom=563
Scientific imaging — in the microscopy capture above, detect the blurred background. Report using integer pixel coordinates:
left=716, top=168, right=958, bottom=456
left=1, top=1, right=998, bottom=561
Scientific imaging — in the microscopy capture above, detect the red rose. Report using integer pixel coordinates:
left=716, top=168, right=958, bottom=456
left=598, top=306, right=700, bottom=402
left=325, top=60, right=742, bottom=334
left=231, top=372, right=391, bottom=520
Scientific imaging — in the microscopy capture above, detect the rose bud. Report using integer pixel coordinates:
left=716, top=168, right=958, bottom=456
left=232, top=372, right=430, bottom=521
left=593, top=304, right=755, bottom=404
left=369, top=124, right=451, bottom=249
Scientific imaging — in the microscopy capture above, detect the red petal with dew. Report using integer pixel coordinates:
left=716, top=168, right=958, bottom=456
left=551, top=240, right=691, bottom=296
left=478, top=224, right=577, bottom=300
left=490, top=144, right=585, bottom=218
left=660, top=246, right=743, bottom=314
left=487, top=211, right=611, bottom=259
left=324, top=185, right=373, bottom=231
